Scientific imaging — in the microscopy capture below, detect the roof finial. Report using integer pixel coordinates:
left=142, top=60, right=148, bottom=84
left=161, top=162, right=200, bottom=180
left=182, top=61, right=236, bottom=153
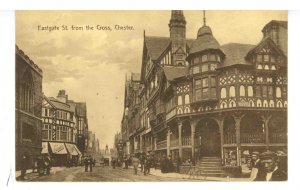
left=203, top=10, right=206, bottom=26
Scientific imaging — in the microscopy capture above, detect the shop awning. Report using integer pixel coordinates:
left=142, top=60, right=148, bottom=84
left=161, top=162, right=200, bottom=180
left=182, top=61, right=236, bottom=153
left=49, top=142, right=68, bottom=154
left=41, top=142, right=49, bottom=154
left=74, top=145, right=82, bottom=155
left=65, top=143, right=78, bottom=156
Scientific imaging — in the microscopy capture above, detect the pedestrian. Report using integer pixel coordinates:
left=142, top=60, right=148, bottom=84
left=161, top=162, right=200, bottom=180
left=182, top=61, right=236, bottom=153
left=254, top=151, right=287, bottom=181
left=19, top=153, right=28, bottom=180
left=32, top=156, right=38, bottom=173
left=250, top=151, right=263, bottom=180
left=140, top=154, right=145, bottom=172
left=37, top=155, right=45, bottom=176
left=176, top=156, right=181, bottom=173
left=93, top=158, right=96, bottom=167
left=132, top=155, right=140, bottom=175
left=84, top=156, right=89, bottom=172
left=89, top=156, right=93, bottom=172
left=112, top=158, right=116, bottom=169
left=144, top=155, right=150, bottom=175
left=44, top=155, right=51, bottom=175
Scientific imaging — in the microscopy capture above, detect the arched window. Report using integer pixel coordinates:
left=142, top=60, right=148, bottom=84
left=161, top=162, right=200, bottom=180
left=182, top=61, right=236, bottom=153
left=240, top=85, right=245, bottom=97
left=277, top=101, right=283, bottom=108
left=229, top=86, right=236, bottom=97
left=177, top=108, right=183, bottom=114
left=263, top=100, right=268, bottom=107
left=20, top=69, right=34, bottom=113
left=178, top=96, right=183, bottom=105
left=264, top=65, right=270, bottom=70
left=220, top=102, right=227, bottom=109
left=184, top=94, right=190, bottom=104
left=184, top=107, right=190, bottom=113
left=270, top=100, right=275, bottom=107
left=257, top=64, right=263, bottom=69
left=271, top=65, right=276, bottom=70
left=284, top=101, right=287, bottom=108
left=257, top=99, right=262, bottom=107
left=229, top=100, right=236, bottom=108
left=249, top=100, right=254, bottom=107
left=248, top=86, right=253, bottom=97
left=221, top=88, right=227, bottom=99
left=276, top=87, right=282, bottom=98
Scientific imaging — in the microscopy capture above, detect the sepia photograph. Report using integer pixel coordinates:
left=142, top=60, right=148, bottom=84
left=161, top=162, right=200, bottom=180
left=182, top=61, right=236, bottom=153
left=15, top=10, right=288, bottom=182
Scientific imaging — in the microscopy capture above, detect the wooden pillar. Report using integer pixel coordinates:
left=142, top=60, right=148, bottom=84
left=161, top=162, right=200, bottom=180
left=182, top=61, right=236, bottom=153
left=167, top=129, right=170, bottom=156
left=263, top=114, right=272, bottom=150
left=178, top=122, right=182, bottom=158
left=217, top=118, right=224, bottom=165
left=191, top=121, right=196, bottom=164
left=234, top=116, right=241, bottom=166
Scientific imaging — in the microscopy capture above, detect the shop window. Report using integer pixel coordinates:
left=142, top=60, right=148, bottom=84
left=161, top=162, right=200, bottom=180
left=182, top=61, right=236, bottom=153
left=178, top=96, right=183, bottom=105
left=202, top=54, right=208, bottom=62
left=221, top=88, right=227, bottom=99
left=229, top=86, right=236, bottom=97
left=184, top=94, right=190, bottom=104
left=248, top=86, right=253, bottom=97
left=240, top=85, right=245, bottom=97
left=276, top=87, right=282, bottom=98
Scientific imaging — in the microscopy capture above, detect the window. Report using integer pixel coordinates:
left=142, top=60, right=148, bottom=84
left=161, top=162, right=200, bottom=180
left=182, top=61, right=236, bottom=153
left=263, top=100, right=268, bottom=107
left=262, top=86, right=268, bottom=98
left=184, top=94, right=190, bottom=104
left=221, top=88, right=227, bottom=98
left=264, top=65, right=270, bottom=70
left=271, top=65, right=276, bottom=70
left=263, top=55, right=270, bottom=62
left=45, top=109, right=48, bottom=117
left=202, top=54, right=208, bottom=62
left=210, top=77, right=216, bottom=87
left=282, top=86, right=287, bottom=98
left=195, top=89, right=202, bottom=101
left=22, top=122, right=35, bottom=140
left=194, top=57, right=200, bottom=64
left=240, top=85, right=245, bottom=97
left=20, top=69, right=34, bottom=113
left=229, top=86, right=235, bottom=97
left=257, top=77, right=263, bottom=82
left=257, top=64, right=263, bottom=70
left=202, top=88, right=209, bottom=99
left=209, top=54, right=216, bottom=61
left=248, top=86, right=253, bottom=97
left=210, top=63, right=217, bottom=71
left=211, top=88, right=217, bottom=98
left=270, top=56, right=276, bottom=63
left=276, top=87, right=282, bottom=98
left=257, top=55, right=263, bottom=62
left=256, top=86, right=261, bottom=97
left=270, top=100, right=275, bottom=107
left=42, top=124, right=51, bottom=140
left=178, top=96, right=183, bottom=105
left=60, top=127, right=67, bottom=141
left=217, top=55, right=221, bottom=62
left=192, top=66, right=200, bottom=74
left=202, top=64, right=208, bottom=72
left=257, top=99, right=262, bottom=107
left=268, top=86, right=273, bottom=97
left=195, top=79, right=201, bottom=89
left=202, top=78, right=209, bottom=88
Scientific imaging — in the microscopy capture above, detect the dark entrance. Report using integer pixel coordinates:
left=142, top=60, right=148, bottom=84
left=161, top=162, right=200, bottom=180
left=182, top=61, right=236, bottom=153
left=195, top=118, right=221, bottom=157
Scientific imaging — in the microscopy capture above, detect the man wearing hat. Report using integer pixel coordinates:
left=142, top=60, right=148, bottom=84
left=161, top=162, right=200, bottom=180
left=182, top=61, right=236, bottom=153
left=254, top=151, right=287, bottom=181
left=250, top=151, right=261, bottom=180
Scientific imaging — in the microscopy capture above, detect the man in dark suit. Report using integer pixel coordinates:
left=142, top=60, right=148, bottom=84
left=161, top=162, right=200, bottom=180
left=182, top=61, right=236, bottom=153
left=254, top=151, right=287, bottom=181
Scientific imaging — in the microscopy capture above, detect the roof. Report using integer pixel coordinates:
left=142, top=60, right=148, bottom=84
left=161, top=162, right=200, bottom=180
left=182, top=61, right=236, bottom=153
left=262, top=20, right=287, bottom=32
left=16, top=45, right=43, bottom=75
left=189, top=32, right=221, bottom=55
left=67, top=100, right=76, bottom=113
left=47, top=97, right=71, bottom=112
left=76, top=102, right=87, bottom=117
left=145, top=36, right=170, bottom=61
left=162, top=67, right=188, bottom=81
left=221, top=43, right=255, bottom=67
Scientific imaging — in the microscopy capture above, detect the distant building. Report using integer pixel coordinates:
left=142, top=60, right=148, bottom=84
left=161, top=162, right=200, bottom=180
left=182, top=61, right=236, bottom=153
left=15, top=45, right=43, bottom=170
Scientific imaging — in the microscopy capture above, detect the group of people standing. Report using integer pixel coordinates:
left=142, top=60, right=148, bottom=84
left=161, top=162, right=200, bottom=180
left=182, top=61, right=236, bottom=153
left=250, top=151, right=287, bottom=181
left=84, top=155, right=96, bottom=172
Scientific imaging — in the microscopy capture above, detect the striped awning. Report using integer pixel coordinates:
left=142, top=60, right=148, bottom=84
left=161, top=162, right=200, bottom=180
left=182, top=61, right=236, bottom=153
left=74, top=145, right=82, bottom=155
left=65, top=143, right=78, bottom=156
left=49, top=142, right=68, bottom=154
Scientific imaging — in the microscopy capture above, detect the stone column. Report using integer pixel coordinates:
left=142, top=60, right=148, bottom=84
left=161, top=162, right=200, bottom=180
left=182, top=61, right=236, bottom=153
left=178, top=122, right=182, bottom=158
left=167, top=129, right=171, bottom=156
left=234, top=116, right=241, bottom=166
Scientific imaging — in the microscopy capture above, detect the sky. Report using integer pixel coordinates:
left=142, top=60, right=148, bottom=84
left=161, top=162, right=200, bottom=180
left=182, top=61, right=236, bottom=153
left=15, top=10, right=287, bottom=149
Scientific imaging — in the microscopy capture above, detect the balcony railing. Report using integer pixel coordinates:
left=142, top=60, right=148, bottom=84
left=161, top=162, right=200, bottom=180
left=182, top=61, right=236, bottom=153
left=241, top=133, right=265, bottom=144
left=170, top=139, right=179, bottom=147
left=182, top=136, right=191, bottom=146
left=269, top=133, right=287, bottom=143
left=157, top=140, right=167, bottom=149
left=224, top=133, right=236, bottom=144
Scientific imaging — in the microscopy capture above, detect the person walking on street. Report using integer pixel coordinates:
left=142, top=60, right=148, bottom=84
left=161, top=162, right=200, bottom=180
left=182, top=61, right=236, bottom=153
left=19, top=153, right=28, bottom=180
left=144, top=155, right=151, bottom=175
left=84, top=156, right=89, bottom=172
left=89, top=156, right=93, bottom=172
left=44, top=155, right=51, bottom=175
left=132, top=155, right=140, bottom=175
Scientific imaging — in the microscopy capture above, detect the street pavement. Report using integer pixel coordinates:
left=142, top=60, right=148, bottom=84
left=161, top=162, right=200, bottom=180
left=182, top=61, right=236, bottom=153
left=16, top=165, right=201, bottom=182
